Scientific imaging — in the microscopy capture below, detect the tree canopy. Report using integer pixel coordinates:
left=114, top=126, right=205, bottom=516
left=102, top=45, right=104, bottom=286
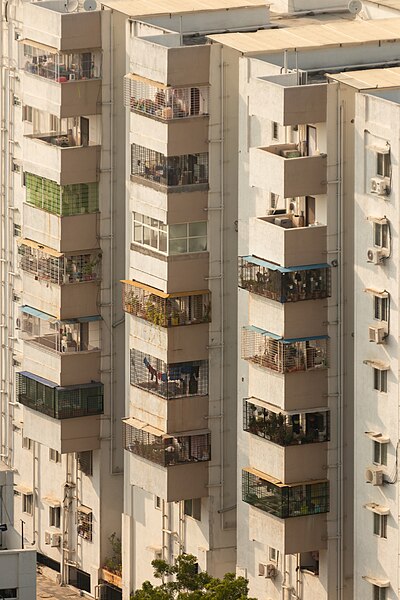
left=130, top=554, right=256, bottom=600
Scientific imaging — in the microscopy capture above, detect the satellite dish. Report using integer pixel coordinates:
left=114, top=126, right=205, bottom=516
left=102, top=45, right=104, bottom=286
left=83, top=0, right=97, bottom=10
left=348, top=0, right=362, bottom=14
left=64, top=0, right=79, bottom=11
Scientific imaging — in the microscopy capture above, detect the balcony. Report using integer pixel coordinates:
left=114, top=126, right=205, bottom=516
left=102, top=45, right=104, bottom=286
left=23, top=203, right=98, bottom=253
left=25, top=173, right=99, bottom=217
left=242, top=468, right=329, bottom=519
left=20, top=307, right=100, bottom=386
left=131, top=144, right=208, bottom=192
left=124, top=418, right=210, bottom=501
left=249, top=73, right=327, bottom=126
left=23, top=1, right=101, bottom=53
left=243, top=399, right=329, bottom=446
left=130, top=35, right=210, bottom=87
left=21, top=43, right=101, bottom=117
left=122, top=280, right=210, bottom=326
left=249, top=144, right=327, bottom=198
left=241, top=326, right=328, bottom=374
left=23, top=135, right=99, bottom=186
left=17, top=371, right=103, bottom=419
left=249, top=215, right=327, bottom=268
left=239, top=256, right=330, bottom=303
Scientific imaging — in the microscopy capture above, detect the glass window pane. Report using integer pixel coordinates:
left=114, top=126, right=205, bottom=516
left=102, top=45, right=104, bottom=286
left=169, top=224, right=187, bottom=239
left=189, top=222, right=207, bottom=237
left=189, top=237, right=207, bottom=253
left=143, top=225, right=152, bottom=246
left=169, top=238, right=188, bottom=254
left=134, top=223, right=142, bottom=243
left=159, top=231, right=167, bottom=253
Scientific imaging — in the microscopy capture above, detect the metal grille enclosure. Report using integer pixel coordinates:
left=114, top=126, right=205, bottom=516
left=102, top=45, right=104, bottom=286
left=131, top=144, right=208, bottom=187
left=241, top=328, right=328, bottom=373
left=122, top=282, right=210, bottom=326
left=22, top=44, right=101, bottom=82
left=130, top=349, right=208, bottom=399
left=124, top=76, right=209, bottom=120
left=25, top=173, right=99, bottom=216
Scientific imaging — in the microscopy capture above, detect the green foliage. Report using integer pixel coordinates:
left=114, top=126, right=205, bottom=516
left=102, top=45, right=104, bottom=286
left=103, top=532, right=122, bottom=576
left=130, top=554, right=256, bottom=600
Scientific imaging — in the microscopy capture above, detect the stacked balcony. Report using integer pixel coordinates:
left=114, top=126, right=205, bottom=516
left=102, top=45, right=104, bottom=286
left=18, top=0, right=103, bottom=456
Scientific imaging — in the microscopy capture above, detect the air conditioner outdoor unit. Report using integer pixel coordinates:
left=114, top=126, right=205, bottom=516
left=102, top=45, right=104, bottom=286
left=365, top=467, right=384, bottom=486
left=265, top=564, right=278, bottom=579
left=44, top=531, right=51, bottom=545
left=367, top=248, right=383, bottom=265
left=368, top=326, right=386, bottom=344
left=50, top=533, right=61, bottom=547
left=370, top=177, right=387, bottom=196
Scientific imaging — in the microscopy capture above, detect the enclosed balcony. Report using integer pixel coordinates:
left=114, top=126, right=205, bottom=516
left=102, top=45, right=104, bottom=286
left=16, top=371, right=103, bottom=419
left=242, top=326, right=328, bottom=374
left=131, top=144, right=208, bottom=191
left=122, top=280, right=210, bottom=326
left=123, top=419, right=210, bottom=467
left=124, top=76, right=209, bottom=121
left=23, top=114, right=100, bottom=185
left=242, top=468, right=329, bottom=519
left=249, top=143, right=327, bottom=198
left=25, top=173, right=98, bottom=216
left=21, top=43, right=102, bottom=117
left=130, top=349, right=208, bottom=399
left=18, top=239, right=101, bottom=285
left=20, top=306, right=100, bottom=386
left=243, top=399, right=329, bottom=446
left=238, top=256, right=330, bottom=303
left=250, top=215, right=327, bottom=268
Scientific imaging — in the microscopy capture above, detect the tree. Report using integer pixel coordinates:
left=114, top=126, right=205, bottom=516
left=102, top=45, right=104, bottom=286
left=131, top=554, right=256, bottom=600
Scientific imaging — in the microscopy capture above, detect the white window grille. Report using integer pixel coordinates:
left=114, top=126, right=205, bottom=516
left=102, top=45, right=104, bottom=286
left=132, top=213, right=207, bottom=255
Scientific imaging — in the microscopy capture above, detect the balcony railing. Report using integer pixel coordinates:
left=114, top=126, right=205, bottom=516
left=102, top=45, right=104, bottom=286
left=123, top=419, right=210, bottom=467
left=243, top=400, right=329, bottom=446
left=241, top=326, right=328, bottom=373
left=124, top=75, right=209, bottom=120
left=18, top=239, right=101, bottom=285
left=131, top=144, right=208, bottom=188
left=22, top=43, right=101, bottom=83
left=242, top=469, right=329, bottom=519
left=122, top=280, right=210, bottom=326
left=130, top=349, right=208, bottom=399
left=21, top=306, right=101, bottom=353
left=238, top=256, right=330, bottom=303
left=25, top=172, right=98, bottom=216
left=16, top=371, right=103, bottom=419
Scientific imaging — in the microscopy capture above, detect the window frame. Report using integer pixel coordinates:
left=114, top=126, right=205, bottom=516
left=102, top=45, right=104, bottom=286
left=373, top=585, right=387, bottom=600
left=373, top=222, right=389, bottom=250
left=373, top=441, right=388, bottom=466
left=374, top=368, right=388, bottom=393
left=183, top=498, right=201, bottom=521
left=377, top=152, right=390, bottom=179
left=49, top=448, right=61, bottom=463
left=49, top=505, right=61, bottom=528
left=374, top=296, right=389, bottom=322
left=22, top=493, right=33, bottom=516
left=373, top=513, right=387, bottom=539
left=132, top=213, right=207, bottom=256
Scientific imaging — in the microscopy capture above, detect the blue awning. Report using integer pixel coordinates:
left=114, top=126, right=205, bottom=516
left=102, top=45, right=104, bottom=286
left=21, top=306, right=101, bottom=324
left=18, top=371, right=58, bottom=388
left=241, top=255, right=330, bottom=273
left=21, top=306, right=56, bottom=321
left=242, top=326, right=328, bottom=344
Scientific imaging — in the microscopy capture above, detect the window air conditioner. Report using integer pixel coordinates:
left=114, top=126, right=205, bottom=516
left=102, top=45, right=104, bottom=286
left=50, top=533, right=61, bottom=547
left=368, top=326, right=386, bottom=344
left=258, top=563, right=266, bottom=577
left=266, top=564, right=278, bottom=579
left=365, top=466, right=384, bottom=486
left=366, top=248, right=384, bottom=265
left=370, top=177, right=387, bottom=196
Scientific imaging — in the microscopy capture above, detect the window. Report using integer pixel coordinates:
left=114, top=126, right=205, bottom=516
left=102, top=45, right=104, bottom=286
left=374, top=368, right=388, bottom=393
left=374, top=441, right=388, bottom=466
left=270, top=192, right=279, bottom=210
left=377, top=152, right=390, bottom=178
left=374, top=296, right=388, bottom=322
left=155, top=496, right=162, bottom=510
left=23, top=105, right=33, bottom=123
left=77, top=507, right=93, bottom=541
left=373, top=513, right=387, bottom=539
left=77, top=451, right=93, bottom=476
left=373, top=586, right=387, bottom=600
left=0, top=589, right=17, bottom=599
left=269, top=547, right=279, bottom=563
left=184, top=498, right=201, bottom=521
left=22, top=436, right=32, bottom=450
left=133, top=213, right=207, bottom=255
left=22, top=493, right=33, bottom=515
left=49, top=448, right=61, bottom=463
left=13, top=223, right=21, bottom=237
left=374, top=222, right=389, bottom=249
left=49, top=506, right=61, bottom=528
left=272, top=121, right=279, bottom=140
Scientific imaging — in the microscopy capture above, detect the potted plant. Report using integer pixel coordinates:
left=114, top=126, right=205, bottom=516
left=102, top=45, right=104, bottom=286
left=102, top=532, right=122, bottom=588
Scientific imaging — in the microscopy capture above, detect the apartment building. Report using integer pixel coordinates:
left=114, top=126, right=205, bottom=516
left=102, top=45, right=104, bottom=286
left=206, top=16, right=400, bottom=600
left=0, top=0, right=125, bottom=596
